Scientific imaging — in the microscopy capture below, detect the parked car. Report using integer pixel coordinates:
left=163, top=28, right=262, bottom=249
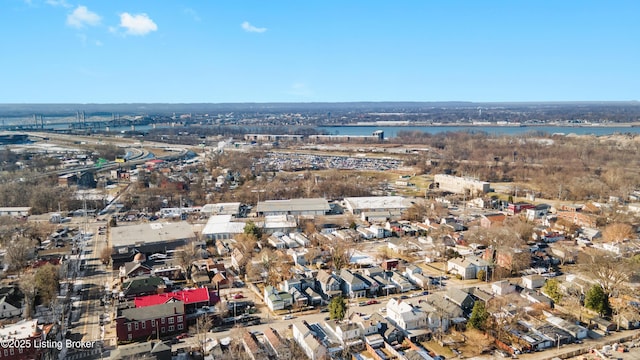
left=367, top=299, right=379, bottom=305
left=282, top=315, right=294, bottom=320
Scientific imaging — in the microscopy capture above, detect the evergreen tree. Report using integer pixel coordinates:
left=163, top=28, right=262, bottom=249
left=328, top=295, right=347, bottom=321
left=542, top=278, right=563, bottom=303
left=243, top=221, right=262, bottom=239
left=585, top=284, right=611, bottom=316
left=469, top=301, right=489, bottom=330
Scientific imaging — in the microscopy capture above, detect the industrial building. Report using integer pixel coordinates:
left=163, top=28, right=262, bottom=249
left=343, top=196, right=411, bottom=221
left=256, top=198, right=330, bottom=216
left=433, top=174, right=490, bottom=195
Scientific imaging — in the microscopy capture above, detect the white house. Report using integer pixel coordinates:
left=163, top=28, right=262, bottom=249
left=492, top=280, right=516, bottom=296
left=264, top=285, right=293, bottom=311
left=447, top=256, right=489, bottom=280
left=390, top=272, right=414, bottom=293
left=324, top=320, right=363, bottom=348
left=292, top=322, right=329, bottom=360
left=0, top=296, right=21, bottom=319
left=386, top=298, right=427, bottom=330
left=289, top=232, right=311, bottom=247
left=522, top=274, right=546, bottom=290
left=404, top=265, right=430, bottom=289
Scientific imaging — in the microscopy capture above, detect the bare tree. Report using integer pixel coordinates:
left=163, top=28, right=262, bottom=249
left=175, top=243, right=201, bottom=280
left=19, top=272, right=37, bottom=319
left=582, top=251, right=629, bottom=297
left=5, top=237, right=34, bottom=271
left=329, top=238, right=357, bottom=271
left=602, top=223, right=634, bottom=243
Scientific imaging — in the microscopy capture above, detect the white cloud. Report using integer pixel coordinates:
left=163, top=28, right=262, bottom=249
left=241, top=21, right=267, bottom=33
left=184, top=8, right=201, bottom=22
left=95, top=40, right=103, bottom=46
left=46, top=0, right=71, bottom=8
left=67, top=6, right=101, bottom=28
left=118, top=12, right=158, bottom=36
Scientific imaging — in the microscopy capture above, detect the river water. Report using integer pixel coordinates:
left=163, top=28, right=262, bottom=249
left=318, top=125, right=640, bottom=138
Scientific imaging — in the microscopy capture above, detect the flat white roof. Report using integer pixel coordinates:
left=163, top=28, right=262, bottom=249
left=264, top=215, right=297, bottom=229
left=0, top=207, right=31, bottom=212
left=256, top=198, right=330, bottom=213
left=110, top=221, right=195, bottom=248
left=0, top=319, right=39, bottom=340
left=344, top=196, right=410, bottom=210
left=202, top=215, right=246, bottom=235
left=201, top=202, right=241, bottom=215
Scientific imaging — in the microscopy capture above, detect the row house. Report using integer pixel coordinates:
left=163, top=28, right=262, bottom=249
left=315, top=270, right=342, bottom=299
left=444, top=288, right=475, bottom=316
left=116, top=301, right=186, bottom=343
left=340, top=269, right=369, bottom=298
left=289, top=232, right=311, bottom=247
left=264, top=285, right=293, bottom=311
left=423, top=293, right=466, bottom=331
left=292, top=322, right=329, bottom=360
left=386, top=298, right=428, bottom=332
left=263, top=327, right=291, bottom=360
left=242, top=330, right=267, bottom=360
left=324, top=320, right=364, bottom=349
left=404, top=265, right=430, bottom=289
left=390, top=272, right=414, bottom=293
left=120, top=276, right=167, bottom=299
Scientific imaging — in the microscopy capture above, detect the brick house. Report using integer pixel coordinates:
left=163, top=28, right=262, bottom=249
left=116, top=301, right=186, bottom=343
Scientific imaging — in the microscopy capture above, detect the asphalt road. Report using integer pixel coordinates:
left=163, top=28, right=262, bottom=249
left=72, top=219, right=111, bottom=346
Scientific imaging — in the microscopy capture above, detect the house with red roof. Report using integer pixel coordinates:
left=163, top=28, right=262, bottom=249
left=134, top=287, right=218, bottom=315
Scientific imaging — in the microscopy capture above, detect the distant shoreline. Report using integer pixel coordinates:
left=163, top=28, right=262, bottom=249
left=321, top=122, right=640, bottom=128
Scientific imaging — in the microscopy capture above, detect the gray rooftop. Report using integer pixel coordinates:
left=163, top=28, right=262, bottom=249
left=256, top=198, right=330, bottom=213
left=111, top=221, right=195, bottom=248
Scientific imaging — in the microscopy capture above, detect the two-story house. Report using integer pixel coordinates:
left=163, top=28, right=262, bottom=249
left=386, top=298, right=427, bottom=330
left=447, top=256, right=489, bottom=280
left=292, top=321, right=329, bottom=360
left=263, top=327, right=291, bottom=360
left=340, top=269, right=368, bottom=298
left=315, top=270, right=342, bottom=299
left=116, top=301, right=186, bottom=343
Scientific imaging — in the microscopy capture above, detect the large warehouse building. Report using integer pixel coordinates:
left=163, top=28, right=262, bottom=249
left=256, top=198, right=330, bottom=216
left=433, top=174, right=490, bottom=195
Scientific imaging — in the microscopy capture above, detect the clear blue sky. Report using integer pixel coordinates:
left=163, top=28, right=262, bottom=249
left=1, top=0, right=639, bottom=103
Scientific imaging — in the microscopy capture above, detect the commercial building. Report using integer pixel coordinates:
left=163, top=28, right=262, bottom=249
left=110, top=222, right=195, bottom=269
left=343, top=196, right=411, bottom=218
left=256, top=198, right=330, bottom=216
left=433, top=174, right=490, bottom=195
left=201, top=214, right=246, bottom=241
